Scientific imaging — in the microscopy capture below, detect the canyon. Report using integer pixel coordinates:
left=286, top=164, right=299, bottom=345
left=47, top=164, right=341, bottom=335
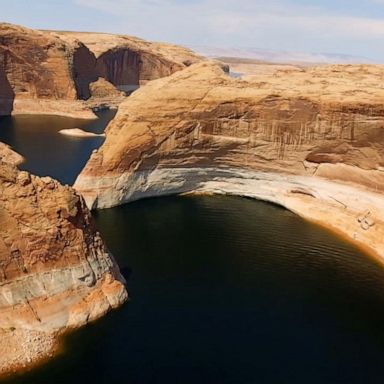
left=0, top=22, right=202, bottom=377
left=3, top=19, right=384, bottom=380
left=75, top=61, right=384, bottom=262
left=0, top=23, right=201, bottom=118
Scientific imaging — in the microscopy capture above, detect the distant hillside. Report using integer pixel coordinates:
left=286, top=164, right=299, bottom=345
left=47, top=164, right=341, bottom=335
left=191, top=46, right=377, bottom=65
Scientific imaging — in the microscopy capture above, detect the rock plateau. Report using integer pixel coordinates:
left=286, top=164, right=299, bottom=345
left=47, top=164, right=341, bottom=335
left=75, top=61, right=384, bottom=262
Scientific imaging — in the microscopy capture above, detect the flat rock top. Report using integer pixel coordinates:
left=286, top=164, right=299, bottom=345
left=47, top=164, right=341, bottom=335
left=50, top=30, right=202, bottom=65
left=0, top=23, right=75, bottom=50
left=121, top=61, right=384, bottom=108
left=0, top=22, right=202, bottom=66
left=80, top=60, right=384, bottom=175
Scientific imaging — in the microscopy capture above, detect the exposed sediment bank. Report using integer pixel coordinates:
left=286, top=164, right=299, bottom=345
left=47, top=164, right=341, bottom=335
left=59, top=128, right=105, bottom=138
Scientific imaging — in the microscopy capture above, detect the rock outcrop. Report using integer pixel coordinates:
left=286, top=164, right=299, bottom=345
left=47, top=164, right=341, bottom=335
left=0, top=143, right=24, bottom=166
left=0, top=23, right=201, bottom=118
left=75, top=61, right=384, bottom=262
left=0, top=161, right=128, bottom=376
left=54, top=31, right=202, bottom=89
left=0, top=23, right=95, bottom=118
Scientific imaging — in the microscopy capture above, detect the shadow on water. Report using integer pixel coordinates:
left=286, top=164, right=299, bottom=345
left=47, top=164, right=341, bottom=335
left=0, top=109, right=115, bottom=185
left=4, top=195, right=384, bottom=384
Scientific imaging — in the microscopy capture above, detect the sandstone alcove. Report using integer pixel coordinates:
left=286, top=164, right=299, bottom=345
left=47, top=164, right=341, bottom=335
left=96, top=48, right=141, bottom=94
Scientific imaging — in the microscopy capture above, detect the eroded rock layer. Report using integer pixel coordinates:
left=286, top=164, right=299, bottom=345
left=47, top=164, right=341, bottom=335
left=0, top=161, right=128, bottom=376
left=55, top=31, right=201, bottom=92
left=0, top=23, right=201, bottom=117
left=75, top=61, right=384, bottom=261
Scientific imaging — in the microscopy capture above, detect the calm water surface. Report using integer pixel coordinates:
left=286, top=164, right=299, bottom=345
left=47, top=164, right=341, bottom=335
left=0, top=110, right=115, bottom=185
left=2, top=115, right=384, bottom=383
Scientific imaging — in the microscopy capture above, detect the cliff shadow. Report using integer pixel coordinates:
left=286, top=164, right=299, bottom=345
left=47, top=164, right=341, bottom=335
left=96, top=48, right=140, bottom=95
left=0, top=67, right=14, bottom=115
left=72, top=44, right=98, bottom=100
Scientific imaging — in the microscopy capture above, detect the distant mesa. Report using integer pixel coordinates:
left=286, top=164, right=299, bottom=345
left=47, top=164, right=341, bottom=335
left=191, top=45, right=378, bottom=65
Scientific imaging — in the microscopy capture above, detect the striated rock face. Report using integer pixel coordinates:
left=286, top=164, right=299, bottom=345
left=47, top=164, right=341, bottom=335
left=0, top=66, right=14, bottom=115
left=55, top=31, right=202, bottom=92
left=75, top=61, right=384, bottom=261
left=0, top=23, right=95, bottom=118
left=0, top=23, right=201, bottom=118
left=0, top=161, right=128, bottom=375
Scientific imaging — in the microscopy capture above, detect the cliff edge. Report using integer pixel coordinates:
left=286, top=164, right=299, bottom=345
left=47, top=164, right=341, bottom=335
left=0, top=161, right=128, bottom=376
left=75, top=61, right=384, bottom=262
left=0, top=23, right=201, bottom=118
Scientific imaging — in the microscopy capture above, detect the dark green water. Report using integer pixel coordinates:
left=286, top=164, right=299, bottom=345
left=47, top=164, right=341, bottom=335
left=0, top=110, right=115, bottom=185
left=2, top=115, right=384, bottom=383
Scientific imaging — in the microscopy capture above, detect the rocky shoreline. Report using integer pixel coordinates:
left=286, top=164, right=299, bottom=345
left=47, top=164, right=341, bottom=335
left=0, top=162, right=128, bottom=378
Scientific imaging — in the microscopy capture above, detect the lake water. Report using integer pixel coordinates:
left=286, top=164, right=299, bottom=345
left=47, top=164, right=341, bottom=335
left=2, top=114, right=384, bottom=383
left=0, top=110, right=115, bottom=185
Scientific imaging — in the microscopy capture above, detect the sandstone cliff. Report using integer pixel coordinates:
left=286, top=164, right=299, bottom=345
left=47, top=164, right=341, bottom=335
left=54, top=31, right=202, bottom=90
left=0, top=23, right=201, bottom=118
left=0, top=161, right=128, bottom=376
left=75, top=61, right=384, bottom=262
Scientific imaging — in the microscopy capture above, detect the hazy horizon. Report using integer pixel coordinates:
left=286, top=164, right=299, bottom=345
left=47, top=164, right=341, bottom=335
left=1, top=0, right=384, bottom=62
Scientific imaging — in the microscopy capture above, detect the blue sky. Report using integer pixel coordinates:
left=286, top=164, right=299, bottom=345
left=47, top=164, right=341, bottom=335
left=2, top=0, right=384, bottom=61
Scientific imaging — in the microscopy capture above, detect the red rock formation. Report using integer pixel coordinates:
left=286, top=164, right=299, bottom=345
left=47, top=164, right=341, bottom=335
left=96, top=48, right=141, bottom=92
left=72, top=44, right=98, bottom=100
left=0, top=143, right=24, bottom=166
left=0, top=24, right=76, bottom=100
left=0, top=23, right=202, bottom=117
left=0, top=67, right=14, bottom=115
left=75, top=61, right=384, bottom=263
left=0, top=161, right=128, bottom=376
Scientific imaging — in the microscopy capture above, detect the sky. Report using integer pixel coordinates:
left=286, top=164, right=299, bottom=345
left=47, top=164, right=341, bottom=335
left=2, top=0, right=384, bottom=61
